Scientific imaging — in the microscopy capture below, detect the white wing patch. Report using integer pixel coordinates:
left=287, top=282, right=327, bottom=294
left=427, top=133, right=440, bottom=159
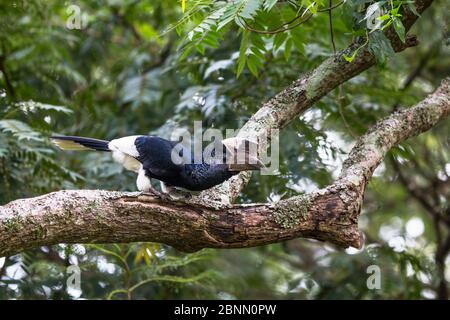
left=108, top=135, right=142, bottom=172
left=108, top=135, right=141, bottom=157
left=137, top=166, right=152, bottom=191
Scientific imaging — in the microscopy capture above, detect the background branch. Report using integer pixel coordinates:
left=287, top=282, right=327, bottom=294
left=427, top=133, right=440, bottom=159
left=198, top=0, right=433, bottom=204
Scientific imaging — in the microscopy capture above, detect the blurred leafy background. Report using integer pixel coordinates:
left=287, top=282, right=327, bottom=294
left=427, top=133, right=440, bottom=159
left=0, top=0, right=449, bottom=299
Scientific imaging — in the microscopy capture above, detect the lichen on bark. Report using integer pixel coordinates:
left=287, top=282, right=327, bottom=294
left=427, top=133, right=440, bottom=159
left=2, top=215, right=23, bottom=232
left=272, top=195, right=311, bottom=228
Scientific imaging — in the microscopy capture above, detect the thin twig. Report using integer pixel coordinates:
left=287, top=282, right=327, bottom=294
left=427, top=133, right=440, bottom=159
left=318, top=0, right=345, bottom=12
left=328, top=0, right=337, bottom=53
left=390, top=155, right=450, bottom=226
left=327, top=0, right=355, bottom=138
left=242, top=0, right=345, bottom=35
left=241, top=13, right=313, bottom=35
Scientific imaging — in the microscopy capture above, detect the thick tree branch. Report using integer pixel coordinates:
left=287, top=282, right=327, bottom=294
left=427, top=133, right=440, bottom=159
left=0, top=78, right=448, bottom=257
left=200, top=0, right=433, bottom=204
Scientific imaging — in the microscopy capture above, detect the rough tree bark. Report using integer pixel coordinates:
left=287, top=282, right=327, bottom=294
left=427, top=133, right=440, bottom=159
left=0, top=78, right=448, bottom=256
left=0, top=0, right=444, bottom=257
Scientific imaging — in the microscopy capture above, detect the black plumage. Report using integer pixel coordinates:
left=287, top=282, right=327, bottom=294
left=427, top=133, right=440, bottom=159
left=51, top=134, right=262, bottom=192
left=135, top=136, right=239, bottom=191
left=50, top=135, right=110, bottom=151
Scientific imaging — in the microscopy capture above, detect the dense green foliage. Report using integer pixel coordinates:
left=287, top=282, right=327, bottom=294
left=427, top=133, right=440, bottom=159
left=0, top=0, right=449, bottom=299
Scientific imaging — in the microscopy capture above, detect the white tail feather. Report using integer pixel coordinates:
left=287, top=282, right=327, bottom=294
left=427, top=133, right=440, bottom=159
left=51, top=139, right=93, bottom=151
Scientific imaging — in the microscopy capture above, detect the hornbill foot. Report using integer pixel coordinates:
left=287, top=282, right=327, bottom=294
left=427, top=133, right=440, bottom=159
left=167, top=189, right=193, bottom=200
left=140, top=187, right=161, bottom=197
left=160, top=182, right=193, bottom=200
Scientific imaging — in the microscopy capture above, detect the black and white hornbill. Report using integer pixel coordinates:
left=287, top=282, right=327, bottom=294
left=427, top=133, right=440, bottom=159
left=50, top=135, right=263, bottom=195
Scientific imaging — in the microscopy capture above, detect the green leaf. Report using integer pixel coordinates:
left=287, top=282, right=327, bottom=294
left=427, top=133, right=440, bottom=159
left=240, top=0, right=263, bottom=20
left=0, top=119, right=42, bottom=141
left=134, top=22, right=160, bottom=42
left=341, top=0, right=357, bottom=31
left=273, top=32, right=288, bottom=52
left=263, top=0, right=278, bottom=11
left=247, top=54, right=260, bottom=76
left=343, top=50, right=358, bottom=63
left=179, top=45, right=193, bottom=61
left=16, top=101, right=73, bottom=114
left=237, top=30, right=250, bottom=77
left=393, top=18, right=406, bottom=43
left=304, top=1, right=318, bottom=15
left=284, top=38, right=293, bottom=61
left=217, top=0, right=262, bottom=30
left=380, top=19, right=393, bottom=30
left=390, top=5, right=400, bottom=16
left=377, top=14, right=391, bottom=21
left=343, top=34, right=369, bottom=63
left=368, top=30, right=395, bottom=64
left=407, top=2, right=420, bottom=17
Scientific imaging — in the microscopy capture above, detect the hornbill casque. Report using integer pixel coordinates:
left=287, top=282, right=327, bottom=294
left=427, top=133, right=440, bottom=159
left=50, top=135, right=263, bottom=196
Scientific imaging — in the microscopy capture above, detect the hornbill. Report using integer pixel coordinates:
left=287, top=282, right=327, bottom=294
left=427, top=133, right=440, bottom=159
left=50, top=135, right=263, bottom=196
